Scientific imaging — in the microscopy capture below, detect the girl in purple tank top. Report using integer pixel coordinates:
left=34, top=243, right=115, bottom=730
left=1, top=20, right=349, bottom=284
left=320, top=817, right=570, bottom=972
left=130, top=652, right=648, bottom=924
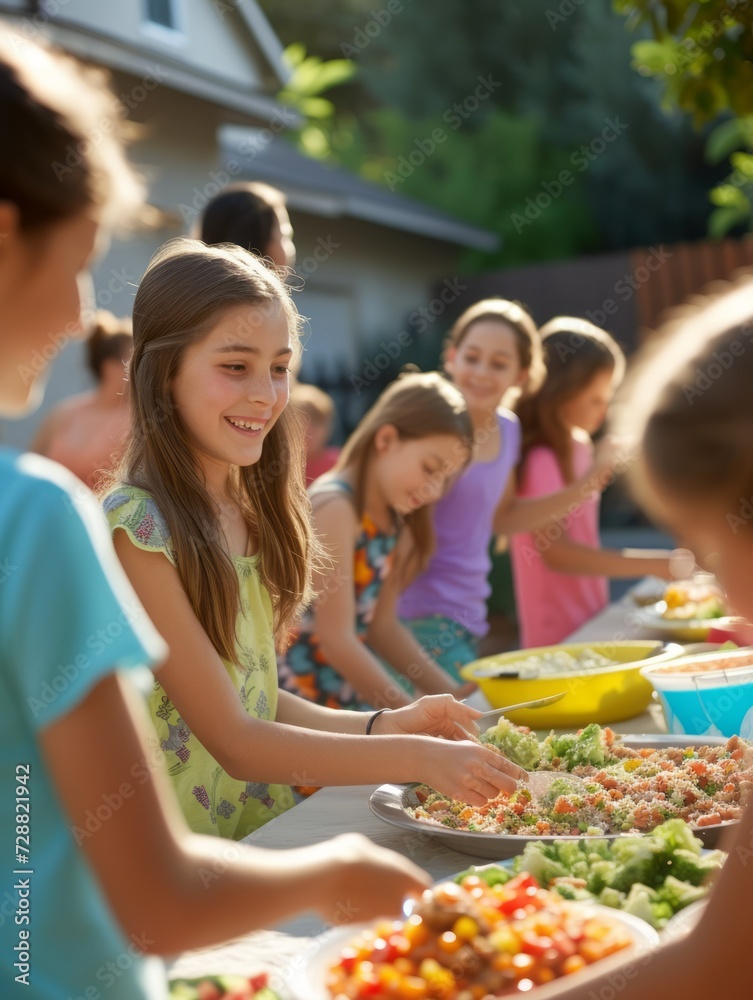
left=399, top=299, right=618, bottom=680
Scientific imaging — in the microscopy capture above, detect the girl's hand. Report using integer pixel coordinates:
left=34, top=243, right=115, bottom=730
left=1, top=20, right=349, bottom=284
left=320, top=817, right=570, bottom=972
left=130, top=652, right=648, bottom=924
left=315, top=833, right=431, bottom=924
left=374, top=692, right=483, bottom=740
left=584, top=435, right=633, bottom=493
left=420, top=740, right=523, bottom=806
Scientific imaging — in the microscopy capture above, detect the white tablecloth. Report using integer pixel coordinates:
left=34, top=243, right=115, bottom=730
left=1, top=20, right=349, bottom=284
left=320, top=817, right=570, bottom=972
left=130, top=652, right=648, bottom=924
left=167, top=580, right=672, bottom=996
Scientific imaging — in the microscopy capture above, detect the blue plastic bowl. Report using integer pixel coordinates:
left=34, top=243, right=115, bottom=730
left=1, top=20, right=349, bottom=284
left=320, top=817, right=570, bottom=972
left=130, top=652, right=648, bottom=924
left=642, top=648, right=753, bottom=738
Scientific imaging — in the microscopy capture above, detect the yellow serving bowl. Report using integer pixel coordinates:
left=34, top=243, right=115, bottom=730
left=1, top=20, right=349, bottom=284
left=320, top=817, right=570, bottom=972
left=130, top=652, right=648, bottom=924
left=460, top=640, right=680, bottom=729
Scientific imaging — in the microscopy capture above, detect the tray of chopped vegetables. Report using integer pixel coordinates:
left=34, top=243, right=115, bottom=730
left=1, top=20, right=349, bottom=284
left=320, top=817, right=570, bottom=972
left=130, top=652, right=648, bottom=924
left=293, top=876, right=658, bottom=999
left=369, top=725, right=752, bottom=858
left=451, top=819, right=724, bottom=931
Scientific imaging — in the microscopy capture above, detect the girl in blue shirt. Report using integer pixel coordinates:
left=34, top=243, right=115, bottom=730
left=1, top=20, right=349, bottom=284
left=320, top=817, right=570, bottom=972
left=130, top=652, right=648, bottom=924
left=0, top=25, right=491, bottom=999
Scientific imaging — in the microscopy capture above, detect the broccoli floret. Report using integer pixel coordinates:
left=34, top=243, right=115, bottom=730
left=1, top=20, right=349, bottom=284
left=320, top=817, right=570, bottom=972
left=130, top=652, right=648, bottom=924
left=585, top=860, right=619, bottom=894
left=598, top=886, right=626, bottom=909
left=651, top=900, right=675, bottom=928
left=667, top=849, right=725, bottom=887
left=481, top=719, right=543, bottom=770
left=623, top=884, right=661, bottom=927
left=545, top=732, right=578, bottom=761
left=545, top=723, right=610, bottom=770
left=549, top=839, right=585, bottom=870
left=512, top=842, right=568, bottom=885
left=609, top=835, right=651, bottom=864
left=454, top=864, right=512, bottom=887
left=656, top=875, right=708, bottom=913
left=584, top=840, right=612, bottom=860
left=609, top=840, right=661, bottom=893
left=550, top=879, right=593, bottom=902
left=649, top=819, right=703, bottom=858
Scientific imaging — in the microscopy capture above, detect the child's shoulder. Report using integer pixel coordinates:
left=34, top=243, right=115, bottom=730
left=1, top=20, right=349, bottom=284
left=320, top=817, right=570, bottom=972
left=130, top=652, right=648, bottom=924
left=102, top=482, right=175, bottom=561
left=496, top=405, right=520, bottom=429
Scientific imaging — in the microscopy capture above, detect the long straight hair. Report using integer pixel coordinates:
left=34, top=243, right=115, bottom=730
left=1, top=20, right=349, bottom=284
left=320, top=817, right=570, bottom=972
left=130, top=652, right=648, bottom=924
left=334, top=371, right=474, bottom=580
left=110, top=238, right=317, bottom=658
left=516, top=317, right=625, bottom=483
left=619, top=276, right=753, bottom=522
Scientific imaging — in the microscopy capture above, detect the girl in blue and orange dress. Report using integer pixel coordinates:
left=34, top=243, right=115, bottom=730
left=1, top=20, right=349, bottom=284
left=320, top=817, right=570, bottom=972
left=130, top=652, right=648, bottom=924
left=279, top=372, right=476, bottom=711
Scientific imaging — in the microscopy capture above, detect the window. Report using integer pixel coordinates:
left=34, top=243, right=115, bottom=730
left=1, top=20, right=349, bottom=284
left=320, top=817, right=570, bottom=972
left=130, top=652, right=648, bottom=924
left=141, top=0, right=185, bottom=47
left=145, top=0, right=176, bottom=29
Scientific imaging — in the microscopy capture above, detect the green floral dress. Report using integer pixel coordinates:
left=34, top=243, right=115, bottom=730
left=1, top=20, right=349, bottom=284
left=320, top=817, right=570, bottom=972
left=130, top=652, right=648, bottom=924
left=103, top=485, right=294, bottom=839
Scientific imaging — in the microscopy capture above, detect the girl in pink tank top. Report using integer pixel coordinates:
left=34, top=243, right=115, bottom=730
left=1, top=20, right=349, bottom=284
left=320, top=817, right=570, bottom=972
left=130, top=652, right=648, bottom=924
left=512, top=317, right=673, bottom=647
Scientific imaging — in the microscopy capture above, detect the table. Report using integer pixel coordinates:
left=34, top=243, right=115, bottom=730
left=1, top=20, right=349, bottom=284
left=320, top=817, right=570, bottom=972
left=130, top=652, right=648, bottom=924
left=167, top=580, right=673, bottom=996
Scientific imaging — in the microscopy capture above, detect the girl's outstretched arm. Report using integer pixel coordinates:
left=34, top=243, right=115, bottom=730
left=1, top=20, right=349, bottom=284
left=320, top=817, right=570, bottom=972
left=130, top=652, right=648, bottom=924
left=539, top=536, right=672, bottom=578
left=366, top=532, right=472, bottom=698
left=112, top=531, right=519, bottom=803
left=41, top=670, right=432, bottom=954
left=493, top=467, right=612, bottom=537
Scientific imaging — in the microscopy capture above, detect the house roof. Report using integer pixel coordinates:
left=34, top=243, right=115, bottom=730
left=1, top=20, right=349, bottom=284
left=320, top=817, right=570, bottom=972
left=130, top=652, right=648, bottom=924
left=220, top=128, right=501, bottom=252
left=0, top=0, right=295, bottom=125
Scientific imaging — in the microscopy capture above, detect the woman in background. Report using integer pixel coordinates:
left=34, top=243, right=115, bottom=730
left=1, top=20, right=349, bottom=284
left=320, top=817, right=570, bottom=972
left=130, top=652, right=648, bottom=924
left=31, top=311, right=132, bottom=490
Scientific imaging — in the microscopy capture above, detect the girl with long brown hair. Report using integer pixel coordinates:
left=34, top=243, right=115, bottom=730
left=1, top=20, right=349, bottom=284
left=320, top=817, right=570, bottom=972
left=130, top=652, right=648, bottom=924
left=103, top=241, right=519, bottom=839
left=549, top=279, right=753, bottom=1000
left=0, top=24, right=442, bottom=999
left=511, top=317, right=673, bottom=647
left=399, top=299, right=618, bottom=679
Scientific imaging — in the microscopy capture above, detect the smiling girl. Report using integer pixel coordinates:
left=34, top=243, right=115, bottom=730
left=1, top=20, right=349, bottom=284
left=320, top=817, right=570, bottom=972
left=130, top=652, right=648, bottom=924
left=399, top=300, right=617, bottom=679
left=103, top=240, right=519, bottom=839
left=0, top=27, right=442, bottom=999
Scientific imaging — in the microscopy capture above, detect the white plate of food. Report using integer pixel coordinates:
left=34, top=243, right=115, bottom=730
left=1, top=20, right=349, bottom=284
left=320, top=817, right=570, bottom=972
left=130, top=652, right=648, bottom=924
left=290, top=879, right=660, bottom=999
left=632, top=578, right=737, bottom=641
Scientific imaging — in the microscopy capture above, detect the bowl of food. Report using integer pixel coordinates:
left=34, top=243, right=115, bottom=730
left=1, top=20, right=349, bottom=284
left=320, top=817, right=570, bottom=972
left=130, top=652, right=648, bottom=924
left=460, top=641, right=680, bottom=728
left=293, top=877, right=659, bottom=999
left=641, top=646, right=753, bottom=738
left=370, top=729, right=750, bottom=859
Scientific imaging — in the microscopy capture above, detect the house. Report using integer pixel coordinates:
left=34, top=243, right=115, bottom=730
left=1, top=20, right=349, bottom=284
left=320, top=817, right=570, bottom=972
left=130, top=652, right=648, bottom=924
left=219, top=127, right=498, bottom=429
left=0, top=0, right=498, bottom=448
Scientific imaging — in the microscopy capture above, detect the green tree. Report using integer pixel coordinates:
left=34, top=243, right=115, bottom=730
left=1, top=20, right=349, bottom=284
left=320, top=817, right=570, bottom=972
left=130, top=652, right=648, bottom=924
left=613, top=0, right=753, bottom=235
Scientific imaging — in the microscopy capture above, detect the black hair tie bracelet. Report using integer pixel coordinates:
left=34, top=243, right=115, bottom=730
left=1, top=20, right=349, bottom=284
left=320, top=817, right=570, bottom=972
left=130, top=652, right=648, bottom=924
left=366, top=708, right=390, bottom=735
